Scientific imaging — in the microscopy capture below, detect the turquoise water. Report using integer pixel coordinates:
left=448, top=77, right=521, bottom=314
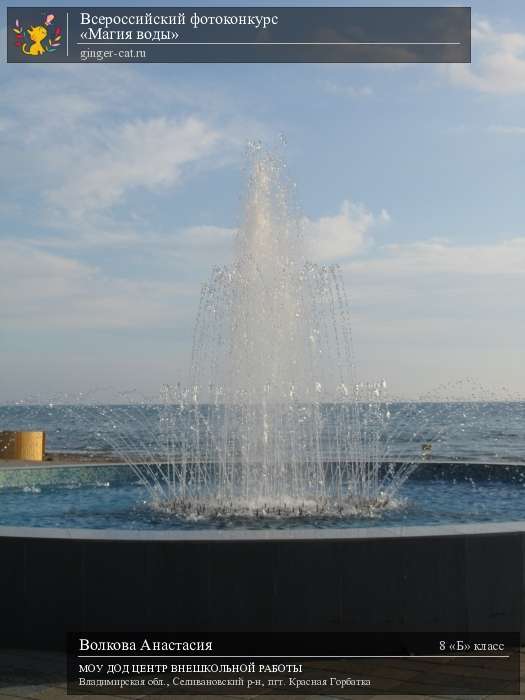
left=0, top=464, right=523, bottom=529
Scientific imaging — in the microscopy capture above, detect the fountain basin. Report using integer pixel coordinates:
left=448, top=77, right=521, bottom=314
left=0, top=519, right=523, bottom=650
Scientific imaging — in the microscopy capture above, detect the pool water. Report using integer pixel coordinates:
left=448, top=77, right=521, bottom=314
left=0, top=465, right=523, bottom=530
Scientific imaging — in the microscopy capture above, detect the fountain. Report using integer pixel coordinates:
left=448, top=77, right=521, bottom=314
left=91, top=144, right=429, bottom=519
left=121, top=147, right=399, bottom=516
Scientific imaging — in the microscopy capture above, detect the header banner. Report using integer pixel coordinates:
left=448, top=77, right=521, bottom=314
left=7, top=6, right=471, bottom=63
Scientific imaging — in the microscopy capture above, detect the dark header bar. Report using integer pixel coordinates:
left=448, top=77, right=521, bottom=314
left=7, top=6, right=471, bottom=63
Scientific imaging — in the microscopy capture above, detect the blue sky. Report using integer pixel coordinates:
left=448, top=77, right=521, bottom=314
left=1, top=0, right=524, bottom=400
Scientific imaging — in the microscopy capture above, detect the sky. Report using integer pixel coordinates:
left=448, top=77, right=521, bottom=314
left=1, top=0, right=524, bottom=401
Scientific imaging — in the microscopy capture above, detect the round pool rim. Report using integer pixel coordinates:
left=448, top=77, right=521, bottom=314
left=0, top=519, right=524, bottom=541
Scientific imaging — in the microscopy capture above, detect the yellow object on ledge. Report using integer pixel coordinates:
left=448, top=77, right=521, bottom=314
left=0, top=431, right=46, bottom=461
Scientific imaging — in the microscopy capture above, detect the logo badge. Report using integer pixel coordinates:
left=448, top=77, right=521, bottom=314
left=12, top=13, right=62, bottom=57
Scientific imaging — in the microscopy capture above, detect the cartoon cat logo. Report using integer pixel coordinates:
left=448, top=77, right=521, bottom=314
left=12, top=14, right=62, bottom=56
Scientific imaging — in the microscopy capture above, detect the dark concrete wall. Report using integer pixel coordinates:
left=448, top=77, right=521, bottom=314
left=0, top=527, right=522, bottom=650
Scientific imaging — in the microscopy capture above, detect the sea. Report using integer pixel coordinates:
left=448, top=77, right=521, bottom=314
left=0, top=401, right=524, bottom=464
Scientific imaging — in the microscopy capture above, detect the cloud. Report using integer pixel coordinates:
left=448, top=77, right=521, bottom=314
left=303, top=200, right=389, bottom=262
left=0, top=200, right=387, bottom=332
left=339, top=235, right=524, bottom=341
left=348, top=237, right=525, bottom=277
left=0, top=242, right=193, bottom=330
left=47, top=116, right=220, bottom=220
left=0, top=63, right=267, bottom=249
left=158, top=202, right=387, bottom=268
left=443, top=18, right=525, bottom=94
left=3, top=227, right=524, bottom=397
left=338, top=235, right=525, bottom=395
left=179, top=225, right=235, bottom=249
left=486, top=125, right=525, bottom=135
left=174, top=225, right=237, bottom=268
left=322, top=81, right=373, bottom=98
